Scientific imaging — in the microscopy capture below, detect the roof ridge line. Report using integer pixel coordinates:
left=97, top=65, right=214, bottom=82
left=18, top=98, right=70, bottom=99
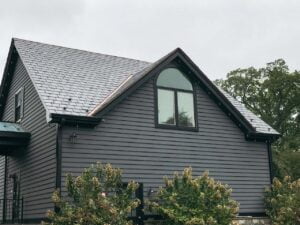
left=13, top=37, right=151, bottom=64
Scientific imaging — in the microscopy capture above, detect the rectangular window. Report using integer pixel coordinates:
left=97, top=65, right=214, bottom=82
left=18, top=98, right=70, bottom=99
left=158, top=89, right=175, bottom=125
left=15, top=88, right=24, bottom=122
left=177, top=92, right=195, bottom=127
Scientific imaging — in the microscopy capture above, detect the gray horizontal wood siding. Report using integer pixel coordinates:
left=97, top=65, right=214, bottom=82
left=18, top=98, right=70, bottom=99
left=61, top=77, right=270, bottom=214
left=0, top=156, right=4, bottom=221
left=1, top=56, right=57, bottom=220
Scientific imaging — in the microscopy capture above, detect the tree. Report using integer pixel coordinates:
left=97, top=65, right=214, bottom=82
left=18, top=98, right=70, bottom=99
left=265, top=176, right=300, bottom=225
left=43, top=163, right=140, bottom=225
left=215, top=59, right=300, bottom=179
left=166, top=112, right=194, bottom=127
left=149, top=168, right=239, bottom=225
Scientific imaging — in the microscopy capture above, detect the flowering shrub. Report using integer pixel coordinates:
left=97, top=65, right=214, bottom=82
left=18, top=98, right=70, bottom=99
left=149, top=168, right=239, bottom=225
left=43, top=163, right=140, bottom=225
left=265, top=176, right=300, bottom=225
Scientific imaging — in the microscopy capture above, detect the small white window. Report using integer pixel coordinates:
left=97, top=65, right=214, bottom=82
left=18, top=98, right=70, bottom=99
left=15, top=88, right=24, bottom=122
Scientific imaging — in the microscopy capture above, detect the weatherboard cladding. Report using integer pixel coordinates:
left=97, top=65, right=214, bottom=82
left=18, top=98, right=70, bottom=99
left=0, top=39, right=277, bottom=219
left=13, top=38, right=278, bottom=135
left=0, top=156, right=4, bottom=221
left=61, top=77, right=271, bottom=214
left=1, top=57, right=56, bottom=219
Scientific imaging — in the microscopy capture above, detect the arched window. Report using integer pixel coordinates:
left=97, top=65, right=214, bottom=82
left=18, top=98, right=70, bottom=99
left=156, top=68, right=196, bottom=129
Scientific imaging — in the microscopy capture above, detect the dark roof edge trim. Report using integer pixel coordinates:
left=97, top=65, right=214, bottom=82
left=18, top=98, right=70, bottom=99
left=247, top=132, right=282, bottom=142
left=93, top=48, right=277, bottom=138
left=49, top=113, right=101, bottom=126
left=0, top=38, right=49, bottom=121
left=176, top=48, right=256, bottom=133
left=0, top=131, right=31, bottom=138
left=89, top=48, right=180, bottom=116
left=0, top=39, right=17, bottom=119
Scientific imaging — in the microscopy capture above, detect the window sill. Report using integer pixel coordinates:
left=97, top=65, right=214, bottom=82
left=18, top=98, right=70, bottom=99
left=155, top=124, right=198, bottom=132
left=15, top=119, right=22, bottom=123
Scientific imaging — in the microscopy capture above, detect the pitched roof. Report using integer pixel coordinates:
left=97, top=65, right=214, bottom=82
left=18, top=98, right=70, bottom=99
left=2, top=38, right=279, bottom=136
left=218, top=88, right=278, bottom=135
left=14, top=38, right=151, bottom=116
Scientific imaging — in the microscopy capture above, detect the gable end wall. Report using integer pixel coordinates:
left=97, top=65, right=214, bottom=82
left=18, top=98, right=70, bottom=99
left=61, top=76, right=271, bottom=214
left=1, top=56, right=57, bottom=220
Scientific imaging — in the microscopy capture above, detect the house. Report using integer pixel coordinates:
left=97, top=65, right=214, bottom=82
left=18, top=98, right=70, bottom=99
left=0, top=38, right=280, bottom=224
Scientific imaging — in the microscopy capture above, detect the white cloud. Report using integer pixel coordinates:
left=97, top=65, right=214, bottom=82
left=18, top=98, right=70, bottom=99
left=0, top=0, right=299, bottom=81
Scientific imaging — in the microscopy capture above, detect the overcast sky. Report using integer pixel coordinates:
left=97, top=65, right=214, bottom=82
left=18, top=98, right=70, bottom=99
left=0, top=0, right=299, bottom=81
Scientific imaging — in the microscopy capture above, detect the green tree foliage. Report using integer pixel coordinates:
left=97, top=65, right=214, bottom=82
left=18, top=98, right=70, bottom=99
left=43, top=163, right=140, bottom=225
left=215, top=59, right=300, bottom=179
left=149, top=168, right=239, bottom=225
left=166, top=112, right=194, bottom=127
left=273, top=151, right=300, bottom=182
left=265, top=176, right=300, bottom=225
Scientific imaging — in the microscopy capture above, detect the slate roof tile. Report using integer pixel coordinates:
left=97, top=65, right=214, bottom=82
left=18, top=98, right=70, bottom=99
left=13, top=38, right=279, bottom=135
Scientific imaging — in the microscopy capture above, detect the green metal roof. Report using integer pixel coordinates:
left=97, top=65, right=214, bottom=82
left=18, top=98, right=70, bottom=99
left=0, top=121, right=27, bottom=133
left=0, top=122, right=31, bottom=155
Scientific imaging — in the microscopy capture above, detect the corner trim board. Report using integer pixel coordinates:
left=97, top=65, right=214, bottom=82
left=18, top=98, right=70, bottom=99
left=267, top=141, right=274, bottom=183
left=2, top=156, right=7, bottom=222
left=55, top=123, right=62, bottom=212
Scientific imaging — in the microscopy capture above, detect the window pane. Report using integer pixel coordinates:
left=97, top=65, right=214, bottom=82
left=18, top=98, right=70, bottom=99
left=157, top=68, right=193, bottom=90
left=177, top=92, right=195, bottom=127
left=15, top=106, right=21, bottom=122
left=158, top=89, right=175, bottom=125
left=15, top=89, right=24, bottom=122
left=15, top=93, right=20, bottom=106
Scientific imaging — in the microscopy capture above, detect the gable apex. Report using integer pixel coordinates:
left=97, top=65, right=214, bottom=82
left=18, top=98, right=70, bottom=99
left=89, top=47, right=280, bottom=140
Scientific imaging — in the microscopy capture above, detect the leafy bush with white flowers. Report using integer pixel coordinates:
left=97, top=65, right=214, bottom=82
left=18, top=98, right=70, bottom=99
left=265, top=176, right=300, bottom=225
left=149, top=168, right=239, bottom=225
left=43, top=163, right=140, bottom=225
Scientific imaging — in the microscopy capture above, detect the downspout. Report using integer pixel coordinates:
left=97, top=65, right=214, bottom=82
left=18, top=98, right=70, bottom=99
left=55, top=123, right=62, bottom=213
left=2, top=156, right=7, bottom=222
left=267, top=140, right=274, bottom=184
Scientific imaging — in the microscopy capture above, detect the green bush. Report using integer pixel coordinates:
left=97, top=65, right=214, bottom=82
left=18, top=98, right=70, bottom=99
left=273, top=151, right=300, bottom=180
left=265, top=176, right=300, bottom=225
left=149, top=168, right=239, bottom=225
left=43, top=163, right=140, bottom=225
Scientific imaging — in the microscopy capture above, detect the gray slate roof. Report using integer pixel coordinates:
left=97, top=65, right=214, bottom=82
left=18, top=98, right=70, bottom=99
left=14, top=38, right=150, bottom=116
left=218, top=88, right=278, bottom=135
left=13, top=38, right=279, bottom=135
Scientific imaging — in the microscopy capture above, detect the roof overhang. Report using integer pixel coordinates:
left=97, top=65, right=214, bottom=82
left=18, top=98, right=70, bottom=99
left=49, top=113, right=101, bottom=127
left=88, top=48, right=281, bottom=141
left=0, top=122, right=31, bottom=155
left=0, top=39, right=280, bottom=142
left=246, top=132, right=282, bottom=143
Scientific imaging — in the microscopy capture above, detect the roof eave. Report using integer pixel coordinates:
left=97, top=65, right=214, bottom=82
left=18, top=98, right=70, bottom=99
left=246, top=131, right=282, bottom=142
left=89, top=47, right=279, bottom=139
left=49, top=113, right=101, bottom=127
left=0, top=130, right=31, bottom=138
